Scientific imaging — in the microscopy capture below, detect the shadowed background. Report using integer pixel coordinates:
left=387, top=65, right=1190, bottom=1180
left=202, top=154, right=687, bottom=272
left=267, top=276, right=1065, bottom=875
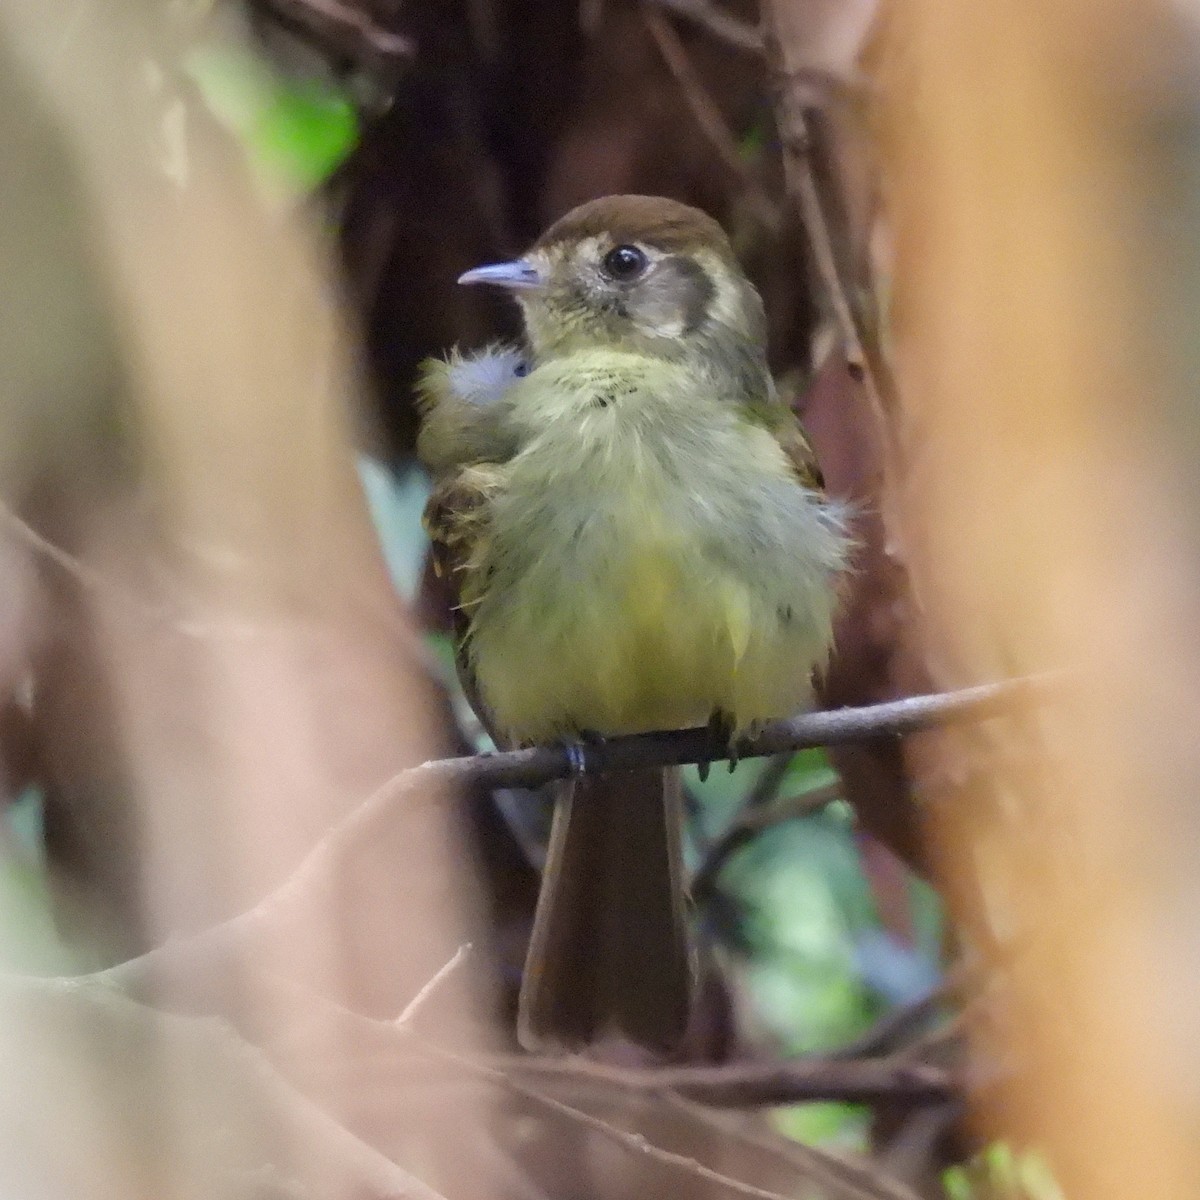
left=2, top=1, right=1200, bottom=1198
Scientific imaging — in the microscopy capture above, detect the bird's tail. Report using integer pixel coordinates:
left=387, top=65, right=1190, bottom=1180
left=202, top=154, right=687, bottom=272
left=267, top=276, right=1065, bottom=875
left=516, top=767, right=694, bottom=1056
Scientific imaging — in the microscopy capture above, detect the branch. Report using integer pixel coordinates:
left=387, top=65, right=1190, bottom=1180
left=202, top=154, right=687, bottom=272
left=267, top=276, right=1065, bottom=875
left=646, top=0, right=764, bottom=52
left=496, top=1050, right=956, bottom=1108
left=16, top=976, right=450, bottom=1200
left=692, top=780, right=842, bottom=903
left=412, top=1034, right=914, bottom=1200
left=663, top=1094, right=926, bottom=1200
left=96, top=677, right=1050, bottom=999
left=466, top=675, right=1044, bottom=786
left=642, top=7, right=780, bottom=230
left=239, top=970, right=918, bottom=1200
left=287, top=677, right=1047, bottom=906
left=396, top=943, right=473, bottom=1026
left=828, top=962, right=970, bottom=1061
left=760, top=0, right=900, bottom=456
left=254, top=0, right=415, bottom=61
left=741, top=751, right=796, bottom=810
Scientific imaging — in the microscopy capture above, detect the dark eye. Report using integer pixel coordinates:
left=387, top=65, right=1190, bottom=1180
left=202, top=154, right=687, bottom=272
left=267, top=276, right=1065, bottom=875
left=602, top=244, right=648, bottom=281
left=513, top=359, right=529, bottom=377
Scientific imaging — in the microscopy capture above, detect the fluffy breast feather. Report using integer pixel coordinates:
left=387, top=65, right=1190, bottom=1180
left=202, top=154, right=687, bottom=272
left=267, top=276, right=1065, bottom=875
left=463, top=353, right=850, bottom=742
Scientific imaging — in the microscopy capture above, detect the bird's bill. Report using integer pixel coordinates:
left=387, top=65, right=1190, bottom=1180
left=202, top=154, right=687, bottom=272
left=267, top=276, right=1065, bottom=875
left=457, top=259, right=544, bottom=291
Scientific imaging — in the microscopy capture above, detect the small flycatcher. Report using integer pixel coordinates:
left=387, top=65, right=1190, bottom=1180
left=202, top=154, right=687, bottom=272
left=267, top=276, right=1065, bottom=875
left=419, top=195, right=849, bottom=1054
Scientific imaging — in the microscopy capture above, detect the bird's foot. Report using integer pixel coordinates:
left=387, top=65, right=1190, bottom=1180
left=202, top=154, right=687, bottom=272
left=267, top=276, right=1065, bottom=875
left=561, top=729, right=605, bottom=778
left=699, top=709, right=739, bottom=782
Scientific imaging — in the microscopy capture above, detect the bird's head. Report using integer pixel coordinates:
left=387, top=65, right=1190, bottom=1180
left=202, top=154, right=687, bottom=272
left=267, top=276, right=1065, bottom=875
left=458, top=195, right=767, bottom=364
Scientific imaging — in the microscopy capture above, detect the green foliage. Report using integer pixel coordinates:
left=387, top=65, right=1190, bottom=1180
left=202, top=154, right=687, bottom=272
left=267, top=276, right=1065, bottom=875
left=186, top=44, right=357, bottom=191
left=773, top=1101, right=870, bottom=1152
left=943, top=1144, right=1065, bottom=1200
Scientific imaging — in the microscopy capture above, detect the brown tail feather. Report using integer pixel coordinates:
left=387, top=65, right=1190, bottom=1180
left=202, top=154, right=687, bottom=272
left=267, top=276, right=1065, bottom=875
left=516, top=767, right=694, bottom=1055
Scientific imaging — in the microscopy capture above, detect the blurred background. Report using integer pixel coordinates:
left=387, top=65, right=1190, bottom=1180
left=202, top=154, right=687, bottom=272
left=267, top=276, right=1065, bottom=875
left=2, top=0, right=1200, bottom=1198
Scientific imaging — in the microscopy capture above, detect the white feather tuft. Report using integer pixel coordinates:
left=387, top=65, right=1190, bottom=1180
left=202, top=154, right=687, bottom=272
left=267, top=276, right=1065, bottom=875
left=447, top=344, right=529, bottom=407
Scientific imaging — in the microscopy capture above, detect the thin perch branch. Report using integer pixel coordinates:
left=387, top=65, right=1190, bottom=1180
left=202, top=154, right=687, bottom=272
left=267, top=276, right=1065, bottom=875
left=98, top=676, right=1051, bottom=997
left=435, top=675, right=1047, bottom=790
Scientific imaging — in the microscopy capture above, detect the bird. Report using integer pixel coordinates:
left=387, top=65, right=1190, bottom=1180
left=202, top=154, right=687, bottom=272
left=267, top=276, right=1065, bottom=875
left=417, top=194, right=849, bottom=1056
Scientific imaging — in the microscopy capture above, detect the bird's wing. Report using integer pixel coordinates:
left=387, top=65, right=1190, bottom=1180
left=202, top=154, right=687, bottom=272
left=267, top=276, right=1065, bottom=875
left=741, top=388, right=827, bottom=493
left=423, top=464, right=497, bottom=584
left=423, top=462, right=505, bottom=737
left=773, top=414, right=826, bottom=492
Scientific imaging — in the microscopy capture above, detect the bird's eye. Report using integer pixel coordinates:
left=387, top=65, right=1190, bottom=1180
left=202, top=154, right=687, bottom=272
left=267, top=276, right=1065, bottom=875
left=602, top=244, right=648, bottom=281
left=513, top=360, right=529, bottom=377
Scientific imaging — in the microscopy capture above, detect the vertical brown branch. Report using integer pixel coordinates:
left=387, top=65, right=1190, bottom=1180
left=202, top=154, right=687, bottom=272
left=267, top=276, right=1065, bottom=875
left=759, top=2, right=898, bottom=452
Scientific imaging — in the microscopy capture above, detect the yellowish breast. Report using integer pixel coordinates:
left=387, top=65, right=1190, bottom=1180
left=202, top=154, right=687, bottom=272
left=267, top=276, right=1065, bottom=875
left=463, top=351, right=843, bottom=743
left=470, top=500, right=817, bottom=743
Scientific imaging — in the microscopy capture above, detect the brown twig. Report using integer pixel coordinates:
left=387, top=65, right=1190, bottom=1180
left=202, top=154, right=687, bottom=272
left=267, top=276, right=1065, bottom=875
left=664, top=1094, right=925, bottom=1200
left=494, top=1050, right=955, bottom=1108
left=425, top=675, right=1043, bottom=794
left=692, top=779, right=842, bottom=903
left=741, top=751, right=797, bottom=812
left=829, top=962, right=973, bottom=1061
left=642, top=6, right=780, bottom=230
left=647, top=0, right=764, bottom=52
left=413, top=1037, right=854, bottom=1200
left=254, top=0, right=415, bottom=59
left=497, top=675, right=1037, bottom=787
left=758, top=4, right=907, bottom=511
left=130, top=960, right=949, bottom=1199
left=773, top=88, right=878, bottom=397
left=267, top=964, right=872, bottom=1200
left=292, top=970, right=964, bottom=1112
left=759, top=0, right=901, bottom=469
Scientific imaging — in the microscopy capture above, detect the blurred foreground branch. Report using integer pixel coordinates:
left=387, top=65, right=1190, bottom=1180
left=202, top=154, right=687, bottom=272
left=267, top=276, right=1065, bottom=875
left=213, top=959, right=937, bottom=1200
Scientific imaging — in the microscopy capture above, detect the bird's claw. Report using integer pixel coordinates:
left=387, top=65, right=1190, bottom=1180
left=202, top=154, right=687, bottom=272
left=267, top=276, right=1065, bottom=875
left=562, top=729, right=605, bottom=778
left=699, top=709, right=738, bottom=781
left=563, top=741, right=588, bottom=777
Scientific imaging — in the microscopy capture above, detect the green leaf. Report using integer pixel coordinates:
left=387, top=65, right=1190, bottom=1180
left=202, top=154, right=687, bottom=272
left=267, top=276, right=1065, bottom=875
left=186, top=44, right=358, bottom=190
left=943, top=1165, right=975, bottom=1200
left=772, top=1101, right=869, bottom=1151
